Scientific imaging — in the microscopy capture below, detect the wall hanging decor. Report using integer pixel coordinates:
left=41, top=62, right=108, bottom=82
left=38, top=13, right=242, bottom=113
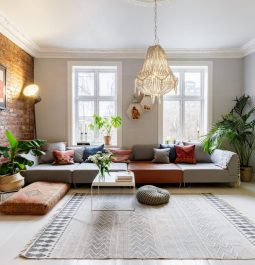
left=0, top=64, right=7, bottom=109
left=140, top=95, right=154, bottom=111
left=135, top=0, right=178, bottom=103
left=127, top=96, right=144, bottom=120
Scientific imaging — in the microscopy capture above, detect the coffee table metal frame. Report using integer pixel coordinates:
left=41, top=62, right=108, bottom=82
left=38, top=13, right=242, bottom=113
left=91, top=171, right=136, bottom=211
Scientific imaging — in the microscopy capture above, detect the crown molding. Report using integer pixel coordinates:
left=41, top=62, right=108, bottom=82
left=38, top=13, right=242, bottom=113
left=0, top=11, right=253, bottom=59
left=241, top=38, right=255, bottom=57
left=36, top=47, right=244, bottom=59
left=0, top=12, right=39, bottom=57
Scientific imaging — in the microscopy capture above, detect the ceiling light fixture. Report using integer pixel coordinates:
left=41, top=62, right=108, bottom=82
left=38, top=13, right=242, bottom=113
left=135, top=0, right=178, bottom=103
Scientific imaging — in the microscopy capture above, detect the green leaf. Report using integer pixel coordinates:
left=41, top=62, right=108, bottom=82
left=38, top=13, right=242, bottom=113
left=5, top=130, right=18, bottom=149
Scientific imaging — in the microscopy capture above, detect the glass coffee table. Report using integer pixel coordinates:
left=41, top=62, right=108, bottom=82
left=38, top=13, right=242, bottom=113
left=91, top=171, right=135, bottom=211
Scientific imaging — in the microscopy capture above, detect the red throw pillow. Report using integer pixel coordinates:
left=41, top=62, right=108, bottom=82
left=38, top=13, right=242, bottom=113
left=53, top=150, right=74, bottom=165
left=109, top=149, right=132, bottom=163
left=175, top=145, right=196, bottom=164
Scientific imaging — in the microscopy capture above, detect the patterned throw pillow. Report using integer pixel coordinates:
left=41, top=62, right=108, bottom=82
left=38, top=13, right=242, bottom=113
left=52, top=150, right=74, bottom=165
left=39, top=142, right=66, bottom=164
left=175, top=145, right=196, bottom=164
left=109, top=149, right=132, bottom=163
left=152, top=148, right=170, bottom=163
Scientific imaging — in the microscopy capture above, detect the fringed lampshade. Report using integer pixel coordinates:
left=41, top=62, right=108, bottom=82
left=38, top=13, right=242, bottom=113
left=135, top=44, right=178, bottom=103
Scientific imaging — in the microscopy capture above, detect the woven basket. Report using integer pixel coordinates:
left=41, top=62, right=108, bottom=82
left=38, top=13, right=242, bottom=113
left=0, top=173, right=25, bottom=192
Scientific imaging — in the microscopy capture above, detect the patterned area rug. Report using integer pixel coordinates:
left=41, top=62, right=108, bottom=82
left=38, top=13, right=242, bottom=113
left=21, top=193, right=255, bottom=259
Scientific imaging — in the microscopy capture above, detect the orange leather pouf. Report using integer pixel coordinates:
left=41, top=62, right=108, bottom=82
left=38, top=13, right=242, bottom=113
left=0, top=181, right=70, bottom=215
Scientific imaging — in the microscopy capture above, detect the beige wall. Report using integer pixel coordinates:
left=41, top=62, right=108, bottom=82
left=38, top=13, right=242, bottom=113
left=34, top=57, right=243, bottom=147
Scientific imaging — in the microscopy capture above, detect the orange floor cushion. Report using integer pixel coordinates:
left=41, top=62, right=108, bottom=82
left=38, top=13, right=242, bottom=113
left=0, top=181, right=70, bottom=215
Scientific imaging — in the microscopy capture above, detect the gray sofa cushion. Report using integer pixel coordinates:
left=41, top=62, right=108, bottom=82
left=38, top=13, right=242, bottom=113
left=39, top=142, right=66, bottom=164
left=132, top=145, right=158, bottom=161
left=21, top=163, right=79, bottom=184
left=183, top=142, right=211, bottom=163
left=73, top=162, right=128, bottom=183
left=152, top=148, right=170, bottom=163
left=67, top=146, right=85, bottom=163
left=177, top=163, right=236, bottom=183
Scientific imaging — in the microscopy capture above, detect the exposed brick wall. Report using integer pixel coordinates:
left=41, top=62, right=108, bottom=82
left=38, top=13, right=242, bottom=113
left=0, top=33, right=34, bottom=144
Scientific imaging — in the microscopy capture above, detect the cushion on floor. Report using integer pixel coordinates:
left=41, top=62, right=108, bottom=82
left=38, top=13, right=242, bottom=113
left=0, top=181, right=70, bottom=215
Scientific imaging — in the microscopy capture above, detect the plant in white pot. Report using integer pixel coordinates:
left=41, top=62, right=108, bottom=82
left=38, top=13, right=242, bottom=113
left=88, top=114, right=122, bottom=145
left=0, top=130, right=46, bottom=192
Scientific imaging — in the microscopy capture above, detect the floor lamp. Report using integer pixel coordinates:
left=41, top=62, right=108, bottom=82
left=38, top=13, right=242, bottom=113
left=23, top=84, right=41, bottom=139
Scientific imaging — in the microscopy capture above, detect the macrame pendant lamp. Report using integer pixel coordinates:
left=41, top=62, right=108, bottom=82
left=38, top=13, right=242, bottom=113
left=135, top=0, right=178, bottom=103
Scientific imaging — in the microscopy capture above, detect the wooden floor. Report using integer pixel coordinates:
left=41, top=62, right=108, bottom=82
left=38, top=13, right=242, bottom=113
left=1, top=182, right=255, bottom=265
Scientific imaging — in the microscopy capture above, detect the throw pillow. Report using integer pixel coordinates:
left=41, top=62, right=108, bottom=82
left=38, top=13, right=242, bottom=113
left=152, top=148, right=170, bottom=163
left=83, top=144, right=104, bottom=162
left=39, top=142, right=66, bottom=164
left=175, top=145, right=196, bottom=164
left=52, top=150, right=74, bottom=165
left=109, top=149, right=132, bottom=163
left=183, top=142, right=211, bottom=162
left=159, top=144, right=176, bottom=163
left=67, top=147, right=85, bottom=163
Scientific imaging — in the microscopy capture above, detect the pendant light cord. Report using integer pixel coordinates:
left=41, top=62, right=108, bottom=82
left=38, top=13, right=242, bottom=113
left=154, top=0, right=159, bottom=44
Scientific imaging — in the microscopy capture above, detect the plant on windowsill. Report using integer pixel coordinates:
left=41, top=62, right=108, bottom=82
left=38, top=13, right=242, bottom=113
left=0, top=130, right=46, bottom=192
left=201, top=95, right=255, bottom=182
left=88, top=151, right=114, bottom=179
left=88, top=114, right=122, bottom=145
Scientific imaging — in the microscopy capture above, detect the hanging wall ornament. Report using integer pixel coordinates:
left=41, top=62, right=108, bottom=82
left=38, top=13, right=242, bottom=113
left=126, top=96, right=144, bottom=120
left=140, top=94, right=154, bottom=111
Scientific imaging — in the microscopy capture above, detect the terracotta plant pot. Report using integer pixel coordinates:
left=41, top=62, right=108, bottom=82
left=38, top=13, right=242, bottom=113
left=0, top=172, right=24, bottom=192
left=104, top=135, right=111, bottom=145
left=240, top=166, right=253, bottom=182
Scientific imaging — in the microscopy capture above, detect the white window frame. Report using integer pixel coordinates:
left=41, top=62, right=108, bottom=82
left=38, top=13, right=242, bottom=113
left=158, top=61, right=213, bottom=144
left=67, top=61, right=122, bottom=146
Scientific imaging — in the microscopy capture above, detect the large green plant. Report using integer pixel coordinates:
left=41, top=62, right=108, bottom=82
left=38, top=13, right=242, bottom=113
left=202, top=95, right=255, bottom=167
left=0, top=130, right=46, bottom=175
left=88, top=114, right=122, bottom=136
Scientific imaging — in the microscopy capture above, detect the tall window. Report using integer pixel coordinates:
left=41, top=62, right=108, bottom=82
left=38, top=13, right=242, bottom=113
left=70, top=63, right=121, bottom=146
left=162, top=65, right=210, bottom=143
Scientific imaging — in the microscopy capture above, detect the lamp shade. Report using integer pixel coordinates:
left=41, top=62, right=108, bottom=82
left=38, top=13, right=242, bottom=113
left=23, top=84, right=39, bottom=97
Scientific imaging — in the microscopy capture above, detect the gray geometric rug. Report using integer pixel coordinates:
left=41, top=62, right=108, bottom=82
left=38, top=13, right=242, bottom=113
left=21, top=193, right=255, bottom=259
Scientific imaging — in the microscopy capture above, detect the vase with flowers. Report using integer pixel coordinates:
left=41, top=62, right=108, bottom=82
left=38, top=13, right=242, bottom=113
left=88, top=151, right=114, bottom=179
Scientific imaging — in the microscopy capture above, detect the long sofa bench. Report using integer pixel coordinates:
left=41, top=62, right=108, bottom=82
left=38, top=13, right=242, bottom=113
left=21, top=144, right=240, bottom=186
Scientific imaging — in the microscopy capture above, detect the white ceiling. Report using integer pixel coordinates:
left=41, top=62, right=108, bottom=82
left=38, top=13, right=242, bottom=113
left=0, top=0, right=255, bottom=57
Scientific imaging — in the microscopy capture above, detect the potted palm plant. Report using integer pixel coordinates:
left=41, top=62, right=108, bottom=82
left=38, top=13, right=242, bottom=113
left=88, top=114, right=122, bottom=145
left=202, top=95, right=255, bottom=182
left=0, top=130, right=46, bottom=191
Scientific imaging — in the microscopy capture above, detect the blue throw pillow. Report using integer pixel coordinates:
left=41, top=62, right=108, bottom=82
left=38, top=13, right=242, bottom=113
left=159, top=144, right=176, bottom=163
left=83, top=144, right=104, bottom=162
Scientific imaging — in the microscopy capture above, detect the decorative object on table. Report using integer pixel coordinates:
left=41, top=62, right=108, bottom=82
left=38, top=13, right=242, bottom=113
left=0, top=181, right=70, bottom=215
left=0, top=64, right=7, bottom=109
left=202, top=95, right=255, bottom=182
left=88, top=151, right=114, bottom=178
left=136, top=185, right=170, bottom=205
left=134, top=0, right=178, bottom=103
left=140, top=94, right=154, bottom=111
left=83, top=144, right=105, bottom=162
left=88, top=114, right=122, bottom=145
left=52, top=150, right=74, bottom=165
left=174, top=144, right=196, bottom=164
left=0, top=130, right=46, bottom=192
left=23, top=84, right=41, bottom=138
left=115, top=171, right=134, bottom=182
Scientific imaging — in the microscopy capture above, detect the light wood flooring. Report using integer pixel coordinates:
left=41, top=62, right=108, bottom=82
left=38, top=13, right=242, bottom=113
left=1, top=182, right=255, bottom=265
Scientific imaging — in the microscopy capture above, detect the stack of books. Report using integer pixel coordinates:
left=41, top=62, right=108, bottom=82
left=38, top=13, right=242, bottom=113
left=115, top=172, right=133, bottom=182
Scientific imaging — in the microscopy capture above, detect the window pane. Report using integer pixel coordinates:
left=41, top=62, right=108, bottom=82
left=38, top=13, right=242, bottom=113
left=165, top=72, right=180, bottom=96
left=99, top=101, right=115, bottom=117
left=99, top=72, right=116, bottom=96
left=78, top=101, right=94, bottom=117
left=163, top=100, right=180, bottom=142
left=78, top=72, right=94, bottom=96
left=184, top=101, right=201, bottom=140
left=184, top=72, right=201, bottom=96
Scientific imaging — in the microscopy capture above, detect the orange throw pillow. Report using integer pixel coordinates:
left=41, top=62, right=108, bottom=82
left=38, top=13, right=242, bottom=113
left=53, top=150, right=74, bottom=165
left=175, top=145, right=196, bottom=164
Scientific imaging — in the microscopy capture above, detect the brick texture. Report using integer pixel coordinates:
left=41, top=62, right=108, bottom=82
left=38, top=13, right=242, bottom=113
left=0, top=33, right=34, bottom=145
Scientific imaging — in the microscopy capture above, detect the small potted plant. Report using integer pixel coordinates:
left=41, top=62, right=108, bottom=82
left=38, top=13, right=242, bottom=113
left=88, top=151, right=114, bottom=178
left=202, top=95, right=255, bottom=182
left=88, top=114, right=122, bottom=145
left=0, top=130, right=46, bottom=191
